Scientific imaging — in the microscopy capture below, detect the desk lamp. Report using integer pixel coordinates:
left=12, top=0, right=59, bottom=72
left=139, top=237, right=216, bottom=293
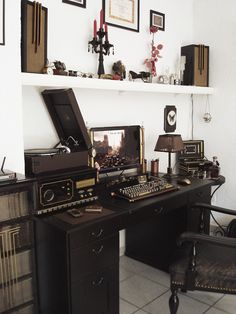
left=154, top=134, right=184, bottom=177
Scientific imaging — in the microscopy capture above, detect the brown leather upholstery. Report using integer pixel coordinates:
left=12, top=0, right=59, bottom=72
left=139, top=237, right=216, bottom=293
left=169, top=203, right=236, bottom=314
left=170, top=243, right=236, bottom=293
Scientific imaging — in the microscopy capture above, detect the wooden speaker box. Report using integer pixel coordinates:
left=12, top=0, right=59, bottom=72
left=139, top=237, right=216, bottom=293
left=181, top=44, right=209, bottom=87
left=21, top=0, right=48, bottom=73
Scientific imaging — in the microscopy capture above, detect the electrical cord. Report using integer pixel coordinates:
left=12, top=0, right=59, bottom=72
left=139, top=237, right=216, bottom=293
left=210, top=182, right=227, bottom=236
left=191, top=94, right=194, bottom=140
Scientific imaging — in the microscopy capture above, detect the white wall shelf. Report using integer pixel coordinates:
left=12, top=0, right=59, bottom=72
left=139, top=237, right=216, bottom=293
left=21, top=73, right=214, bottom=95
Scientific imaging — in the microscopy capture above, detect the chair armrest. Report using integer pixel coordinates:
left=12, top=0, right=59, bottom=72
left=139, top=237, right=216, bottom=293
left=192, top=203, right=236, bottom=216
left=178, top=232, right=236, bottom=249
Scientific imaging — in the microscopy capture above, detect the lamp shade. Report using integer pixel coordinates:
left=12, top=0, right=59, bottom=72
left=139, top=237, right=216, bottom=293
left=154, top=134, right=184, bottom=153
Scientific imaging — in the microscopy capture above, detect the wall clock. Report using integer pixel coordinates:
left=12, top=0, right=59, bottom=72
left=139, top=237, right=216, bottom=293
left=164, top=105, right=177, bottom=132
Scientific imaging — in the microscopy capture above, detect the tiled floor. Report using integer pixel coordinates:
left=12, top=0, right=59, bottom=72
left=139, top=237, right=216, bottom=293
left=119, top=256, right=236, bottom=314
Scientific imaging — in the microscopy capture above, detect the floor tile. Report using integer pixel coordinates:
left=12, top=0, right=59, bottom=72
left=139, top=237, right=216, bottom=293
left=139, top=265, right=170, bottom=288
left=120, top=274, right=168, bottom=308
left=205, top=307, right=229, bottom=314
left=120, top=266, right=135, bottom=282
left=214, top=295, right=236, bottom=314
left=181, top=290, right=223, bottom=306
left=133, top=310, right=150, bottom=314
left=120, top=256, right=149, bottom=274
left=120, top=298, right=139, bottom=314
left=143, top=290, right=210, bottom=314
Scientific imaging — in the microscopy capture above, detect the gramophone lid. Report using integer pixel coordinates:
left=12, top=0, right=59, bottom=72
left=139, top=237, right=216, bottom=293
left=41, top=88, right=92, bottom=151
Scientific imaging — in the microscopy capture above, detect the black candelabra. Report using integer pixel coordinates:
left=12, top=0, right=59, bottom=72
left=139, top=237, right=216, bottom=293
left=88, top=16, right=114, bottom=78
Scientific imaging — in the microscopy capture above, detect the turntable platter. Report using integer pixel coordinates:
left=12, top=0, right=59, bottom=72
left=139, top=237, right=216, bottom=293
left=24, top=148, right=60, bottom=156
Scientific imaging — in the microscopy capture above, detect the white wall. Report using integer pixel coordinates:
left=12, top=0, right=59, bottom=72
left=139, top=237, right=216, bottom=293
left=22, top=0, right=195, bottom=174
left=1, top=2, right=234, bottom=220
left=0, top=0, right=197, bottom=175
left=0, top=0, right=23, bottom=173
left=193, top=0, right=236, bottom=222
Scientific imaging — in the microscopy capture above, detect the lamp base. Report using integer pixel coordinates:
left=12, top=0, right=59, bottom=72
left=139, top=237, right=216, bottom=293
left=163, top=169, right=179, bottom=181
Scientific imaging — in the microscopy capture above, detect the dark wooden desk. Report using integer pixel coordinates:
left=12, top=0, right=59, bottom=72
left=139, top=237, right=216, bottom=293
left=34, top=176, right=224, bottom=314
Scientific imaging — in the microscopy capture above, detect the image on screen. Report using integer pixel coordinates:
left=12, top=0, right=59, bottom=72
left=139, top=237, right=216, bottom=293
left=90, top=126, right=142, bottom=173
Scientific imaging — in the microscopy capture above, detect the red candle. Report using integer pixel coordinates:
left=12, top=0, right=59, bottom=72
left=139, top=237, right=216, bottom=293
left=93, top=19, right=97, bottom=38
left=105, top=23, right=108, bottom=41
left=100, top=9, right=103, bottom=29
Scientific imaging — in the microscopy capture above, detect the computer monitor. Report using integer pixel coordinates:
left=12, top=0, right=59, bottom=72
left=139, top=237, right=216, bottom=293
left=89, top=125, right=144, bottom=174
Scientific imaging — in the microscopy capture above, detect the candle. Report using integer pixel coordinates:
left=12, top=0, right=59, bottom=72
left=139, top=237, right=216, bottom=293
left=93, top=19, right=97, bottom=38
left=105, top=23, right=108, bottom=41
left=100, top=9, right=103, bottom=29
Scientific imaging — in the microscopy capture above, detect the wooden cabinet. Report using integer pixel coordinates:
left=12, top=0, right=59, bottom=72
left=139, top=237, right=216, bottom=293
left=0, top=178, right=38, bottom=314
left=35, top=211, right=119, bottom=314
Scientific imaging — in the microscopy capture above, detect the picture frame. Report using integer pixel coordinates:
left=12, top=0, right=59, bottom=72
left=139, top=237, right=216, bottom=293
left=0, top=0, right=5, bottom=45
left=62, top=0, right=86, bottom=8
left=150, top=10, right=165, bottom=31
left=103, top=0, right=140, bottom=32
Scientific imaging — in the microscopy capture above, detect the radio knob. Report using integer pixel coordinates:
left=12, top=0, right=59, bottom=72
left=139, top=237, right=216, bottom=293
left=43, top=189, right=55, bottom=203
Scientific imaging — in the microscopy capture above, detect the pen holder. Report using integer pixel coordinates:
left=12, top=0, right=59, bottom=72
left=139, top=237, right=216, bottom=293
left=151, top=159, right=159, bottom=176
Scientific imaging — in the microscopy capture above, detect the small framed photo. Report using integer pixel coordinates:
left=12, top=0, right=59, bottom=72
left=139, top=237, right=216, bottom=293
left=150, top=10, right=165, bottom=31
left=0, top=0, right=5, bottom=45
left=62, top=0, right=86, bottom=8
left=103, top=0, right=140, bottom=32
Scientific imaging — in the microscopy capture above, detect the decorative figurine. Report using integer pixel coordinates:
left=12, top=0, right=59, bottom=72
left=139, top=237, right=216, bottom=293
left=112, top=60, right=126, bottom=80
left=88, top=9, right=114, bottom=78
left=53, top=60, right=68, bottom=76
left=129, top=71, right=151, bottom=83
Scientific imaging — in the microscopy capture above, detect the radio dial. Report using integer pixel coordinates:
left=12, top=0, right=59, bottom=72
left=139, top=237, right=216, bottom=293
left=43, top=189, right=55, bottom=203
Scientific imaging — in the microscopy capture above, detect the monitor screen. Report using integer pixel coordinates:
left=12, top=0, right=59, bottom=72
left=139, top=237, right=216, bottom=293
left=90, top=125, right=143, bottom=173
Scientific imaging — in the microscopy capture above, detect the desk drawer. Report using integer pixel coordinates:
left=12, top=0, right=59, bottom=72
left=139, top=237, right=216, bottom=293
left=123, top=193, right=187, bottom=227
left=69, top=216, right=120, bottom=249
left=71, top=265, right=119, bottom=314
left=70, top=233, right=119, bottom=281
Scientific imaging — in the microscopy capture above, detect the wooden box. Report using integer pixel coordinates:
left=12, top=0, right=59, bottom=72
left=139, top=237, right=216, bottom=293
left=21, top=0, right=48, bottom=73
left=181, top=44, right=209, bottom=87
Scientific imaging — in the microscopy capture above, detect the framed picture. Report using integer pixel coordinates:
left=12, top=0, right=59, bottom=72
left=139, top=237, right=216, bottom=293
left=62, top=0, right=86, bottom=8
left=103, top=0, right=140, bottom=32
left=0, top=0, right=5, bottom=45
left=150, top=10, right=165, bottom=31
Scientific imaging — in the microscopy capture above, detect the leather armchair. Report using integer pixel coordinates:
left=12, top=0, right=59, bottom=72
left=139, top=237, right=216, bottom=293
left=169, top=203, right=236, bottom=314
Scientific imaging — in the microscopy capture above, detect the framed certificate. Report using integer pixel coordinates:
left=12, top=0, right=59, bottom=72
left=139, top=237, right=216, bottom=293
left=0, top=0, right=5, bottom=45
left=103, top=0, right=139, bottom=32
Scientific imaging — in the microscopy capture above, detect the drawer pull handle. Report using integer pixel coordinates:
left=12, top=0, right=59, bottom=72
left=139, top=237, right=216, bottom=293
left=92, top=277, right=104, bottom=286
left=197, top=192, right=203, bottom=197
left=91, top=229, right=104, bottom=238
left=92, top=245, right=104, bottom=255
left=154, top=207, right=164, bottom=214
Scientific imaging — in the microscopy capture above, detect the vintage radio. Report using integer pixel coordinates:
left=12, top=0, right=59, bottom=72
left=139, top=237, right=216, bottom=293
left=34, top=167, right=98, bottom=215
left=181, top=44, right=209, bottom=87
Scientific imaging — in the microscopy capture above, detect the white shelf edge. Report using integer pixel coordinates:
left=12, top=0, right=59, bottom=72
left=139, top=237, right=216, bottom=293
left=21, top=73, right=214, bottom=95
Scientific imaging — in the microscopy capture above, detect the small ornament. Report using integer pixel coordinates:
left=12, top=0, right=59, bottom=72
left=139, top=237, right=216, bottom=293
left=203, top=96, right=212, bottom=123
left=203, top=112, right=212, bottom=123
